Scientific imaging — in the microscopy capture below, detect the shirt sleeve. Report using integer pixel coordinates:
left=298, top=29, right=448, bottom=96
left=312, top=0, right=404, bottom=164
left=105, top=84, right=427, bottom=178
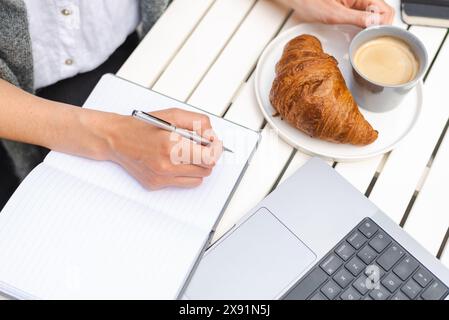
left=0, top=0, right=34, bottom=92
left=140, top=0, right=171, bottom=36
left=0, top=59, right=43, bottom=180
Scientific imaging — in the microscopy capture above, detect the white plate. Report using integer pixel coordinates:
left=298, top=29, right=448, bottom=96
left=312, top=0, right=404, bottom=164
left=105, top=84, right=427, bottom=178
left=255, top=23, right=423, bottom=162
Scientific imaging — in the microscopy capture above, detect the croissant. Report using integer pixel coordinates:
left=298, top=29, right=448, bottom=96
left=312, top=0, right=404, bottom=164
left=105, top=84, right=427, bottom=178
left=270, top=34, right=378, bottom=146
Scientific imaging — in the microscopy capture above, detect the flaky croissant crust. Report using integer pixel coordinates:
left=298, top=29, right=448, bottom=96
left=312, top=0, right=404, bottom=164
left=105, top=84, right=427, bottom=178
left=270, top=34, right=378, bottom=146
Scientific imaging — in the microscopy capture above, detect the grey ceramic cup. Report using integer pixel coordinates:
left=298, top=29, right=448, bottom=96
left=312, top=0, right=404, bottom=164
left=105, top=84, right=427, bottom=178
left=349, top=26, right=428, bottom=113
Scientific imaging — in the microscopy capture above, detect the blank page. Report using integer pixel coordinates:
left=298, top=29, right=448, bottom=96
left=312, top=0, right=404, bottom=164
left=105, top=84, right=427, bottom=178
left=0, top=165, right=206, bottom=299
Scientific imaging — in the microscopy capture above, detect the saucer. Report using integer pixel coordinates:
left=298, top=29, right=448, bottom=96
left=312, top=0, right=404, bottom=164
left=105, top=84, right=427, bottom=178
left=255, top=23, right=423, bottom=161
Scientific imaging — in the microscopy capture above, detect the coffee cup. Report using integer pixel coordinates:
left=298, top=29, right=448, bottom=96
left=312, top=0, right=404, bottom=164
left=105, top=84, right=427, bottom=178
left=349, top=26, right=428, bottom=113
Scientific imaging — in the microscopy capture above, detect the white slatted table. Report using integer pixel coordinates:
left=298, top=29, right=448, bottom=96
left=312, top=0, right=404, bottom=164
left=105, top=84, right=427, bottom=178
left=118, top=0, right=449, bottom=264
left=4, top=0, right=448, bottom=300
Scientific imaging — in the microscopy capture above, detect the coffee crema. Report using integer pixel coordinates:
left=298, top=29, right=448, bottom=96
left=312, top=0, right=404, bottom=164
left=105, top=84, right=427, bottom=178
left=353, top=36, right=419, bottom=86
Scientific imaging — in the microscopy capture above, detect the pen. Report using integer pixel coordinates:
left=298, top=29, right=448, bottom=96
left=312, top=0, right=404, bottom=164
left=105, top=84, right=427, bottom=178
left=132, top=110, right=233, bottom=153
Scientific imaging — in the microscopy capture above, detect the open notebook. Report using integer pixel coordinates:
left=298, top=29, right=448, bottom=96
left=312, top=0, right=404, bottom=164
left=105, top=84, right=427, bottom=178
left=0, top=74, right=259, bottom=299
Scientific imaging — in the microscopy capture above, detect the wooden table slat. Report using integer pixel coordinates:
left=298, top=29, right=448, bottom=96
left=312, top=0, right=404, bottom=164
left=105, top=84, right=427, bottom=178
left=369, top=34, right=449, bottom=225
left=402, top=118, right=449, bottom=256
left=117, top=0, right=215, bottom=87
left=188, top=0, right=290, bottom=116
left=152, top=0, right=257, bottom=101
left=223, top=75, right=265, bottom=131
left=409, top=26, right=449, bottom=64
left=442, top=244, right=449, bottom=268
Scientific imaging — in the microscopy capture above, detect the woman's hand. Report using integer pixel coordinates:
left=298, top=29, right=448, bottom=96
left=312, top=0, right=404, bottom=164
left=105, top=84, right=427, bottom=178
left=0, top=80, right=222, bottom=190
left=276, top=0, right=395, bottom=28
left=102, top=108, right=223, bottom=190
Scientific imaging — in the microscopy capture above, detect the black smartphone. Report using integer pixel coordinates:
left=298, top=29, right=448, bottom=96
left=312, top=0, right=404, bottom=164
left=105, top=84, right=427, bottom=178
left=402, top=0, right=449, bottom=27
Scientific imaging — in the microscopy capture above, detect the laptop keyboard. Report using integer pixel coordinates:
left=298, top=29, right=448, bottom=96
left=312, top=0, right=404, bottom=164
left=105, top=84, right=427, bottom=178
left=283, top=218, right=449, bottom=300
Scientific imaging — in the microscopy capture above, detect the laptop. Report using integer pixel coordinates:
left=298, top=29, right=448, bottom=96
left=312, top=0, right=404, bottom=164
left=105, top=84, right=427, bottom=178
left=183, top=158, right=449, bottom=300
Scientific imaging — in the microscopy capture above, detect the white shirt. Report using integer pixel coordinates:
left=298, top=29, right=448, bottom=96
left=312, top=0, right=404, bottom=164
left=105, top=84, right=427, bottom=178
left=24, top=0, right=140, bottom=89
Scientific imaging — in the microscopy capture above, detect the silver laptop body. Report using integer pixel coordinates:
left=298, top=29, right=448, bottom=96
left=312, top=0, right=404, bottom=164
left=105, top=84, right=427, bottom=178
left=183, top=158, right=449, bottom=300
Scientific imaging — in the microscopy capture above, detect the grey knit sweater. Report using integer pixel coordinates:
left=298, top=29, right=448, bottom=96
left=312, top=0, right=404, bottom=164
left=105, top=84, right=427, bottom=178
left=0, top=0, right=170, bottom=180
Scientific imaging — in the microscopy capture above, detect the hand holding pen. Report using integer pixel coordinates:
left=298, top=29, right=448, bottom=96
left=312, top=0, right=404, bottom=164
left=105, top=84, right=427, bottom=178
left=105, top=108, right=224, bottom=190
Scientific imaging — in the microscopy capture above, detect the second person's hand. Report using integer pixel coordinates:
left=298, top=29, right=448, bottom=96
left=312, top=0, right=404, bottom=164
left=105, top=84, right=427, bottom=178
left=276, top=0, right=395, bottom=28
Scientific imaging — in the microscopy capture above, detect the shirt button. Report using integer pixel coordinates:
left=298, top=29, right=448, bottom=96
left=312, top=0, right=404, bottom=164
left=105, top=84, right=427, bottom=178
left=65, top=59, right=74, bottom=66
left=61, top=9, right=72, bottom=16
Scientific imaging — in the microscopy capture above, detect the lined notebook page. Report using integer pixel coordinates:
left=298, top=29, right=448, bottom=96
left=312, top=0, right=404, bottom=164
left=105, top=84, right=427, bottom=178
left=0, top=165, right=206, bottom=299
left=45, top=75, right=260, bottom=231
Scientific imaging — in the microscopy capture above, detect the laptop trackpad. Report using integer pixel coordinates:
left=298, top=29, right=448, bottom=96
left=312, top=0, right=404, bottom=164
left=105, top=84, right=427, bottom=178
left=184, top=208, right=317, bottom=299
